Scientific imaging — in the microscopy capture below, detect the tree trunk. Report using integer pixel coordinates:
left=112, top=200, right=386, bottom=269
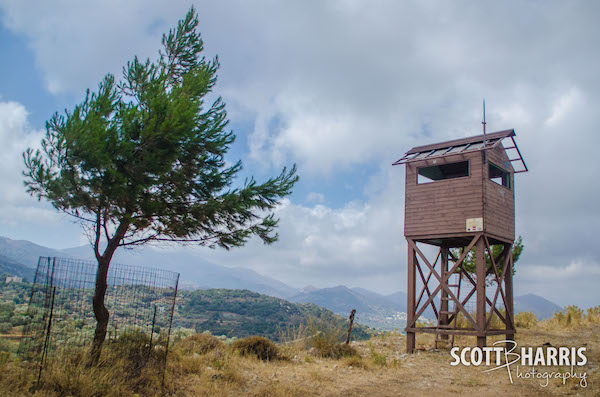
left=89, top=220, right=129, bottom=365
left=90, top=257, right=110, bottom=364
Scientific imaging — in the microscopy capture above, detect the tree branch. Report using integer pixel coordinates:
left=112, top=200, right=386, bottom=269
left=94, top=210, right=102, bottom=262
left=102, top=210, right=110, bottom=243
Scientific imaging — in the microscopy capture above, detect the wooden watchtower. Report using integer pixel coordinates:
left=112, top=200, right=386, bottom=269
left=393, top=129, right=527, bottom=352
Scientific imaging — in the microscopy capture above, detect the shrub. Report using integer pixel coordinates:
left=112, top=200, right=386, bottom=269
left=0, top=322, right=11, bottom=334
left=106, top=330, right=163, bottom=378
left=176, top=332, right=225, bottom=355
left=552, top=306, right=584, bottom=327
left=41, top=358, right=113, bottom=397
left=586, top=306, right=600, bottom=324
left=303, top=316, right=358, bottom=359
left=310, top=337, right=357, bottom=359
left=343, top=355, right=368, bottom=369
left=231, top=336, right=281, bottom=361
left=371, top=351, right=387, bottom=366
left=514, top=311, right=538, bottom=329
left=278, top=321, right=311, bottom=347
left=452, top=309, right=505, bottom=329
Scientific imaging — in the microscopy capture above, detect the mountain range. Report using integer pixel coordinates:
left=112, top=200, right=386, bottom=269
left=291, top=286, right=409, bottom=316
left=0, top=235, right=562, bottom=326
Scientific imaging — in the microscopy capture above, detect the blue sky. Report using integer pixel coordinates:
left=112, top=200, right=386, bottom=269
left=0, top=1, right=599, bottom=308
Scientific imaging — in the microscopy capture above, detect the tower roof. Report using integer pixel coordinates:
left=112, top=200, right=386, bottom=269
left=393, top=129, right=527, bottom=173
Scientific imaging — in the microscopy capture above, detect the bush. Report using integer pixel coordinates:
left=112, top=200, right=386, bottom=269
left=0, top=322, right=11, bottom=334
left=552, top=306, right=584, bottom=327
left=343, top=355, right=368, bottom=369
left=371, top=350, right=387, bottom=366
left=586, top=306, right=600, bottom=324
left=107, top=330, right=162, bottom=377
left=514, top=311, right=538, bottom=329
left=176, top=332, right=225, bottom=355
left=231, top=336, right=281, bottom=361
left=310, top=336, right=357, bottom=359
left=303, top=316, right=358, bottom=359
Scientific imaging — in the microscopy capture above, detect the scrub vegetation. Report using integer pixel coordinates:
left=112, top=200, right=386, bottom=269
left=0, top=306, right=598, bottom=396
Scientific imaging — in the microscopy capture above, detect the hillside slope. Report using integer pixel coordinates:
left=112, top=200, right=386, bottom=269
left=175, top=288, right=371, bottom=341
left=515, top=293, right=562, bottom=320
left=62, top=244, right=299, bottom=299
left=0, top=253, right=35, bottom=281
left=0, top=236, right=69, bottom=268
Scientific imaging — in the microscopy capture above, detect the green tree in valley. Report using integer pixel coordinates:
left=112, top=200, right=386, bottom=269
left=451, top=235, right=524, bottom=283
left=22, top=7, right=298, bottom=362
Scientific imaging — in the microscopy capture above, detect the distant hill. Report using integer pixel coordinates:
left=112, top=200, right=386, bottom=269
left=0, top=253, right=36, bottom=281
left=174, top=288, right=371, bottom=341
left=290, top=286, right=561, bottom=329
left=0, top=235, right=299, bottom=299
left=515, top=293, right=561, bottom=320
left=0, top=236, right=69, bottom=268
left=385, top=291, right=407, bottom=306
left=289, top=285, right=417, bottom=330
left=299, top=285, right=318, bottom=293
left=290, top=285, right=391, bottom=315
left=289, top=286, right=422, bottom=316
left=0, top=235, right=562, bottom=325
left=62, top=244, right=299, bottom=299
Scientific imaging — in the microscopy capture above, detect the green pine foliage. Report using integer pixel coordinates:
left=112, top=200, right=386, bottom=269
left=451, top=235, right=524, bottom=278
left=23, top=6, right=298, bottom=252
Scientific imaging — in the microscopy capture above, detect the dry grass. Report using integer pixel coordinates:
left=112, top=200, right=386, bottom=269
left=231, top=336, right=283, bottom=361
left=175, top=332, right=226, bottom=355
left=515, top=311, right=538, bottom=329
left=1, top=316, right=599, bottom=396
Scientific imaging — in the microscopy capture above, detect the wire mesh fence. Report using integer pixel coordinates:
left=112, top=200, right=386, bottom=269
left=19, top=257, right=179, bottom=376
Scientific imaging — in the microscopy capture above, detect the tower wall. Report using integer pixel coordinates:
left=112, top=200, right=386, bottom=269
left=404, top=151, right=483, bottom=238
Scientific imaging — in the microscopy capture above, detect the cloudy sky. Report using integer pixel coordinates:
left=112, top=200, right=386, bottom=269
left=0, top=1, right=598, bottom=308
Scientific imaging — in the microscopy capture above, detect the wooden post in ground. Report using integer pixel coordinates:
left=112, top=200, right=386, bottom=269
left=346, top=309, right=356, bottom=345
left=476, top=235, right=486, bottom=349
left=504, top=243, right=515, bottom=347
left=406, top=240, right=416, bottom=353
left=440, top=245, right=449, bottom=340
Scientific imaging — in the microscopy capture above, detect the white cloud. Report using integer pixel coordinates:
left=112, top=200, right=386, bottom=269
left=0, top=101, right=81, bottom=247
left=1, top=1, right=594, bottom=171
left=0, top=0, right=193, bottom=94
left=1, top=1, right=599, bottom=306
left=521, top=260, right=600, bottom=281
left=516, top=260, right=600, bottom=309
left=544, top=87, right=582, bottom=127
left=0, top=101, right=41, bottom=202
left=3, top=1, right=599, bottom=172
left=306, top=192, right=325, bottom=203
left=196, top=164, right=406, bottom=294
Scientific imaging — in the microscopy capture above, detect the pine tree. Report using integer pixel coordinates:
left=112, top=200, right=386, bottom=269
left=23, top=7, right=298, bottom=362
left=451, top=236, right=524, bottom=283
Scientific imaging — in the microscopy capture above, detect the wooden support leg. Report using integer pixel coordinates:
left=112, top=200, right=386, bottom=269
left=504, top=243, right=515, bottom=347
left=440, top=245, right=449, bottom=340
left=476, top=235, right=486, bottom=349
left=406, top=240, right=416, bottom=353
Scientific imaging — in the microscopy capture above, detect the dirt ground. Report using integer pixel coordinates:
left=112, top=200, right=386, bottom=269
left=206, top=324, right=599, bottom=397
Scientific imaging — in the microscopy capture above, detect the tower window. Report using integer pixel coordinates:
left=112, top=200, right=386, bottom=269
left=417, top=161, right=469, bottom=184
left=489, top=162, right=510, bottom=188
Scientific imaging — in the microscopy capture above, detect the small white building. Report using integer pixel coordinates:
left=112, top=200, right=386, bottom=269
left=5, top=276, right=22, bottom=283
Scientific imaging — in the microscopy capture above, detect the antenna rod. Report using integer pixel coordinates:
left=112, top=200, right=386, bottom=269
left=482, top=99, right=487, bottom=147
